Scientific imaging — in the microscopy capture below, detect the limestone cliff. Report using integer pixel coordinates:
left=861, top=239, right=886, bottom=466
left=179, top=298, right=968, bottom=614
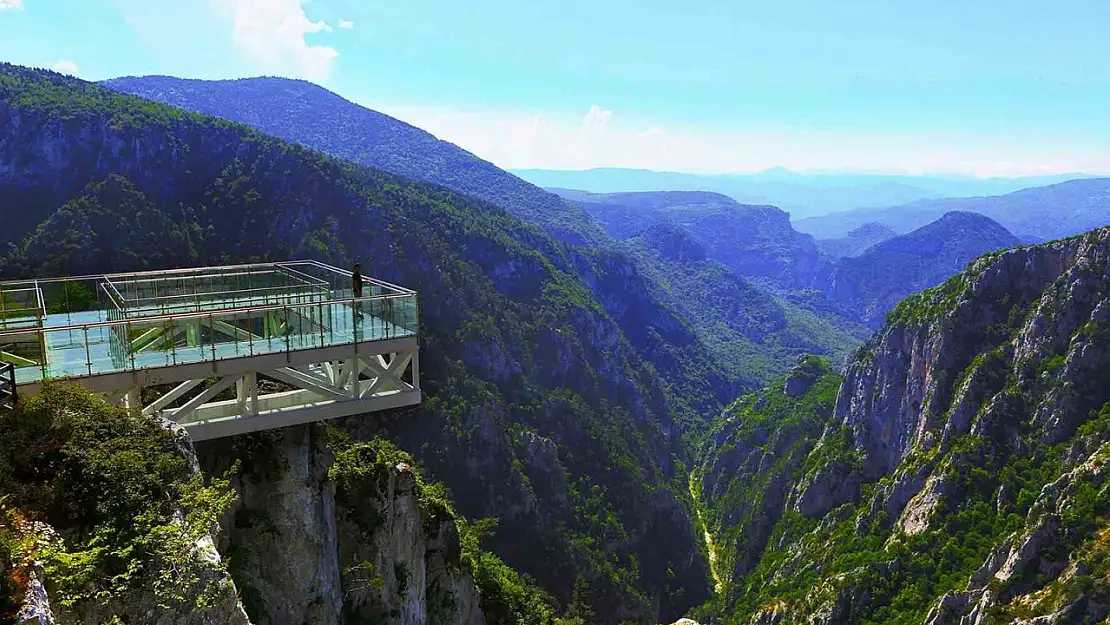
left=696, top=228, right=1110, bottom=624
left=195, top=424, right=514, bottom=625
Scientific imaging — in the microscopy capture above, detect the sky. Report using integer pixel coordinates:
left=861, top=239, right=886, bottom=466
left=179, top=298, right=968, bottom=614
left=2, top=0, right=1110, bottom=176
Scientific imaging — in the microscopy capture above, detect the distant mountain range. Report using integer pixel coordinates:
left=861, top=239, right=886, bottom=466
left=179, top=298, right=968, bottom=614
left=566, top=190, right=825, bottom=289
left=795, top=177, right=1110, bottom=241
left=514, top=167, right=1097, bottom=219
left=102, top=75, right=607, bottom=247
left=555, top=189, right=1026, bottom=328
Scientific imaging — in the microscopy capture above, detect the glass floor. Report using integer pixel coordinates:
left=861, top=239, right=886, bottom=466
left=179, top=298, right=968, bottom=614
left=5, top=300, right=415, bottom=383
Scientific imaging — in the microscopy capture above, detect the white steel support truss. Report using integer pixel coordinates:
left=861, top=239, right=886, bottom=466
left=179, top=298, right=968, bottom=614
left=95, top=348, right=420, bottom=441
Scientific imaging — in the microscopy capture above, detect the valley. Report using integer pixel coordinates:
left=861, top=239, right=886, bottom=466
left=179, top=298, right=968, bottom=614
left=0, top=61, right=1108, bottom=625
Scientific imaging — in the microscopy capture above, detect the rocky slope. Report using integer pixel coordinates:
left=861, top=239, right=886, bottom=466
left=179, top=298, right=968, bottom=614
left=0, top=65, right=718, bottom=623
left=824, top=211, right=1021, bottom=327
left=100, top=75, right=607, bottom=247
left=694, top=227, right=1110, bottom=624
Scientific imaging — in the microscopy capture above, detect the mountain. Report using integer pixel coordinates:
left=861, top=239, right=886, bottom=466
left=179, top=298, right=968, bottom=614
left=693, top=226, right=1110, bottom=624
left=100, top=75, right=608, bottom=247
left=619, top=224, right=869, bottom=382
left=563, top=190, right=827, bottom=289
left=824, top=212, right=1022, bottom=327
left=0, top=64, right=724, bottom=623
left=815, top=222, right=898, bottom=259
left=511, top=168, right=1095, bottom=219
left=795, top=177, right=1110, bottom=241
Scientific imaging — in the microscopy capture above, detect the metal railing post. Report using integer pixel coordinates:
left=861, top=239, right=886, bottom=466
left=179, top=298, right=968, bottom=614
left=84, top=327, right=92, bottom=375
left=127, top=321, right=136, bottom=370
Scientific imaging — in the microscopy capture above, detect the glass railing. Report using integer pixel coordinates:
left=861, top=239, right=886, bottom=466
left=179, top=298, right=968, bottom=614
left=0, top=292, right=418, bottom=384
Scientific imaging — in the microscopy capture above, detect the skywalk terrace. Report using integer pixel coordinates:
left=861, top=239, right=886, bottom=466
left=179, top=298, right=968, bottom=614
left=0, top=261, right=421, bottom=440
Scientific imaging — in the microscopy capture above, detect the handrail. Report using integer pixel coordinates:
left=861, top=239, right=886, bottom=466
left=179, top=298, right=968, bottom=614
left=0, top=260, right=376, bottom=288
left=0, top=291, right=416, bottom=338
left=112, top=282, right=330, bottom=306
left=301, top=259, right=417, bottom=295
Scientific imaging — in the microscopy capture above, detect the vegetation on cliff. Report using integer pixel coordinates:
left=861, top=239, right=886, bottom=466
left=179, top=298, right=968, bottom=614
left=0, top=383, right=238, bottom=622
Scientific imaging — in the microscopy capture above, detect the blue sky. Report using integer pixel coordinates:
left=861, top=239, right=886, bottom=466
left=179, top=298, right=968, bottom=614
left=2, top=0, right=1109, bottom=176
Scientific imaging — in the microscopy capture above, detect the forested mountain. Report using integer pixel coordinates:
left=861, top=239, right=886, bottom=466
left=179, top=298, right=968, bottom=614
left=0, top=64, right=726, bottom=624
left=619, top=224, right=867, bottom=382
left=694, top=227, right=1110, bottom=624
left=795, top=177, right=1110, bottom=242
left=823, top=212, right=1022, bottom=327
left=100, top=75, right=608, bottom=247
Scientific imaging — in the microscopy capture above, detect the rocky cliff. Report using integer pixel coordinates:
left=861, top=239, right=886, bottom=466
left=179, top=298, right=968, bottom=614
left=196, top=425, right=501, bottom=625
left=695, top=227, right=1110, bottom=624
left=0, top=386, right=539, bottom=625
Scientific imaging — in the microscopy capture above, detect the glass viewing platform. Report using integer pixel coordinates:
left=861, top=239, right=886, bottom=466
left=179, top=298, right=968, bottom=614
left=0, top=261, right=421, bottom=440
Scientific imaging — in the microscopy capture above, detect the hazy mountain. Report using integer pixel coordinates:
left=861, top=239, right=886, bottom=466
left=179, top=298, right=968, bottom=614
left=824, top=212, right=1021, bottom=326
left=814, top=222, right=899, bottom=259
left=795, top=177, right=1110, bottom=241
left=561, top=190, right=827, bottom=289
left=514, top=167, right=1095, bottom=219
left=101, top=75, right=608, bottom=247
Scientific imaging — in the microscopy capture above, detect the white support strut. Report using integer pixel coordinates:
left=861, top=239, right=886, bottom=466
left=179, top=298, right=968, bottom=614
left=95, top=345, right=419, bottom=441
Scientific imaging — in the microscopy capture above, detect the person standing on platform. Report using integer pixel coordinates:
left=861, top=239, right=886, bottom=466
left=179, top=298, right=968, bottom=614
left=352, top=263, right=364, bottom=323
left=352, top=263, right=364, bottom=298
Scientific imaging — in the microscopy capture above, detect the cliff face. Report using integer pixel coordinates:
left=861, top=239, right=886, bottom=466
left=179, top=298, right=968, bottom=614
left=696, top=228, right=1110, bottom=624
left=196, top=425, right=491, bottom=625
left=1, top=393, right=512, bottom=625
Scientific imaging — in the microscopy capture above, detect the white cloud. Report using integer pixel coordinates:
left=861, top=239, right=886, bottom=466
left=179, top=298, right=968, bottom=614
left=0, top=0, right=23, bottom=10
left=209, top=0, right=338, bottom=81
left=581, top=105, right=612, bottom=134
left=338, top=19, right=354, bottom=29
left=370, top=103, right=1110, bottom=177
left=51, top=60, right=78, bottom=75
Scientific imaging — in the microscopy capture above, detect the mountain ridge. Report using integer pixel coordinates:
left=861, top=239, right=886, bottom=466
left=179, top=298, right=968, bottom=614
left=101, top=74, right=609, bottom=247
left=823, top=211, right=1022, bottom=326
left=795, top=177, right=1110, bottom=241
